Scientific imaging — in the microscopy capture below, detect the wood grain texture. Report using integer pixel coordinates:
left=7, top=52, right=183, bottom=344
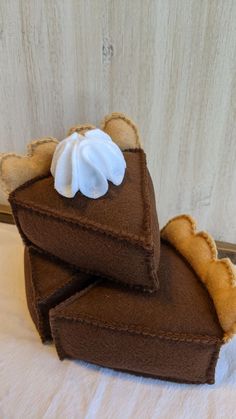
left=0, top=0, right=235, bottom=242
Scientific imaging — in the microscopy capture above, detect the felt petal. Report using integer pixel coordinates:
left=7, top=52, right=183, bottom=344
left=51, top=129, right=126, bottom=199
left=84, top=129, right=112, bottom=143
left=78, top=144, right=108, bottom=199
left=80, top=139, right=126, bottom=186
left=53, top=140, right=78, bottom=198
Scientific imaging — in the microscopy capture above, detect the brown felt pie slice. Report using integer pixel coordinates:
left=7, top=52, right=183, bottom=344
left=50, top=241, right=224, bottom=385
left=10, top=148, right=160, bottom=291
left=24, top=246, right=92, bottom=342
left=3, top=113, right=160, bottom=290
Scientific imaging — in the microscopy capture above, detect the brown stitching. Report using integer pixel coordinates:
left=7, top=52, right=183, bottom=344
left=101, top=112, right=141, bottom=148
left=51, top=312, right=222, bottom=378
left=206, top=345, right=221, bottom=384
left=161, top=214, right=218, bottom=259
left=13, top=204, right=157, bottom=292
left=52, top=311, right=222, bottom=345
left=9, top=201, right=31, bottom=247
left=161, top=215, right=235, bottom=281
left=11, top=199, right=152, bottom=249
left=27, top=248, right=46, bottom=341
left=29, top=245, right=78, bottom=273
left=13, top=187, right=157, bottom=293
left=12, top=216, right=157, bottom=292
left=50, top=316, right=67, bottom=360
left=50, top=326, right=215, bottom=385
left=51, top=311, right=222, bottom=383
left=28, top=246, right=82, bottom=302
left=142, top=162, right=157, bottom=288
left=9, top=152, right=153, bottom=251
left=10, top=148, right=158, bottom=290
left=9, top=150, right=154, bottom=249
left=161, top=214, right=236, bottom=338
left=28, top=137, right=58, bottom=152
left=221, top=259, right=236, bottom=286
left=27, top=244, right=157, bottom=293
left=28, top=246, right=94, bottom=341
left=50, top=281, right=100, bottom=316
left=40, top=278, right=89, bottom=305
left=67, top=124, right=96, bottom=136
left=161, top=214, right=196, bottom=232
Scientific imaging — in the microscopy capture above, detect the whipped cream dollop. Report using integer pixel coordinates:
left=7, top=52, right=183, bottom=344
left=50, top=129, right=126, bottom=199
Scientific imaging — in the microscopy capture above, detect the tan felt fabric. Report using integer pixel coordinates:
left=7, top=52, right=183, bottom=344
left=67, top=124, right=96, bottom=136
left=161, top=214, right=236, bottom=342
left=0, top=138, right=58, bottom=196
left=101, top=112, right=142, bottom=150
left=0, top=113, right=142, bottom=196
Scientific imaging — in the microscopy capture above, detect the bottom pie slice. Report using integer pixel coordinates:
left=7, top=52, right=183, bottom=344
left=49, top=241, right=224, bottom=384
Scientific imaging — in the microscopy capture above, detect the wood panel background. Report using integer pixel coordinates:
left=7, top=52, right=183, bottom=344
left=0, top=0, right=235, bottom=242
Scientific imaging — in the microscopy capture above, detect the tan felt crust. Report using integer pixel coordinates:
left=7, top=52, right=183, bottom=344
left=67, top=124, right=96, bottom=136
left=161, top=214, right=236, bottom=341
left=0, top=138, right=58, bottom=196
left=0, top=112, right=141, bottom=195
left=101, top=112, right=142, bottom=150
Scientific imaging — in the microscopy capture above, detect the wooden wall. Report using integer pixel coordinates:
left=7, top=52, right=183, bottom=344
left=0, top=0, right=236, bottom=242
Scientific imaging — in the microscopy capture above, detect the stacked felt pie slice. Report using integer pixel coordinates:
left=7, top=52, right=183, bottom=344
left=2, top=113, right=235, bottom=384
left=10, top=148, right=160, bottom=291
left=26, top=241, right=223, bottom=384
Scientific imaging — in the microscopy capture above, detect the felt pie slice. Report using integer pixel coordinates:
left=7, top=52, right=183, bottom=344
left=50, top=241, right=224, bottom=385
left=10, top=148, right=160, bottom=291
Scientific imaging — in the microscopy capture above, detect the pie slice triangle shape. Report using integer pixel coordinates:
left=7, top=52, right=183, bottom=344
left=24, top=240, right=224, bottom=384
left=49, top=241, right=224, bottom=384
left=10, top=149, right=160, bottom=291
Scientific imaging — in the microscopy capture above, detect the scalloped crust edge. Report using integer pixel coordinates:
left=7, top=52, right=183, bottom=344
left=101, top=112, right=142, bottom=150
left=0, top=137, right=58, bottom=195
left=161, top=214, right=236, bottom=342
left=67, top=124, right=96, bottom=136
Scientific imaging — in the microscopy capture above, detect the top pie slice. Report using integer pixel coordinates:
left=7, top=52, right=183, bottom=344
left=9, top=148, right=160, bottom=291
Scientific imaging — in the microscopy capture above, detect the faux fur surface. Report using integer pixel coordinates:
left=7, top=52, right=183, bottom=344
left=161, top=214, right=236, bottom=341
left=0, top=138, right=58, bottom=195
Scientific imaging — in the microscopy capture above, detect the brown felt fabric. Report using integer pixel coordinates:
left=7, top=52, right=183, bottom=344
left=50, top=242, right=224, bottom=384
left=11, top=150, right=160, bottom=291
left=24, top=246, right=92, bottom=342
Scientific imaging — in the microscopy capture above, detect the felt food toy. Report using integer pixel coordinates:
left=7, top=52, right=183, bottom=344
left=0, top=138, right=58, bottom=195
left=3, top=113, right=160, bottom=291
left=49, top=217, right=236, bottom=384
left=50, top=241, right=223, bottom=384
left=2, top=112, right=236, bottom=384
